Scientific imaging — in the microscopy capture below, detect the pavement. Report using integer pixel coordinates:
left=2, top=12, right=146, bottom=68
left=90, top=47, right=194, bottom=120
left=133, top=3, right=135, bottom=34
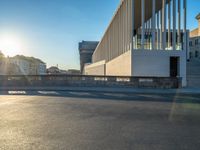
left=0, top=91, right=200, bottom=150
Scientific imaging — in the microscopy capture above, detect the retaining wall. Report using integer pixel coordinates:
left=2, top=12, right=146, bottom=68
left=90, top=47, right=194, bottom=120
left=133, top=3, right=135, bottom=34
left=0, top=75, right=181, bottom=89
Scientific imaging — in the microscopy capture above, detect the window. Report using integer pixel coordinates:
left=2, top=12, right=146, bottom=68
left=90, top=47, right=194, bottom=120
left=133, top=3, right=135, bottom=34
left=190, top=52, right=193, bottom=59
left=189, top=41, right=193, bottom=46
left=195, top=39, right=199, bottom=45
left=195, top=51, right=199, bottom=58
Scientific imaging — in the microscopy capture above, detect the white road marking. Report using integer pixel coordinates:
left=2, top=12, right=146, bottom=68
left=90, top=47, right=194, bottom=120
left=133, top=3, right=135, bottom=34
left=38, top=91, right=59, bottom=95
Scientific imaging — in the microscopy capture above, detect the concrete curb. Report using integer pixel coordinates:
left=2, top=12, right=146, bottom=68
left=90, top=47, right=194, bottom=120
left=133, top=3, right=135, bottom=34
left=0, top=86, right=200, bottom=94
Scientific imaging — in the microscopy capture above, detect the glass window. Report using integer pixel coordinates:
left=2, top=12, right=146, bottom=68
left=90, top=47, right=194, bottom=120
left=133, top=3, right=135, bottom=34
left=195, top=51, right=199, bottom=58
left=195, top=39, right=199, bottom=45
left=189, top=41, right=193, bottom=46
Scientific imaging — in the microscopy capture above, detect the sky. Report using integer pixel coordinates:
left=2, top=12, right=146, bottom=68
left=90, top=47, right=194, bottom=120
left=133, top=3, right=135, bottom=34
left=0, top=0, right=199, bottom=70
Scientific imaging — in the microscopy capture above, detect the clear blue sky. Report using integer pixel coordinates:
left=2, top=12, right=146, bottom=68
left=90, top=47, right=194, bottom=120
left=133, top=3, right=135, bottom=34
left=0, top=0, right=199, bottom=70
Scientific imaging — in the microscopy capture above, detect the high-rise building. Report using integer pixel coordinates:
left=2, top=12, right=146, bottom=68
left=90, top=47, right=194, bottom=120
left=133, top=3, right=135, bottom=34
left=84, top=0, right=188, bottom=87
left=79, top=41, right=99, bottom=74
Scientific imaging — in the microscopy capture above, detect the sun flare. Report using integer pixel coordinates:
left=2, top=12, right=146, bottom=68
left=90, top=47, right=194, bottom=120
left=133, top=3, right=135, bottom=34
left=0, top=34, right=23, bottom=57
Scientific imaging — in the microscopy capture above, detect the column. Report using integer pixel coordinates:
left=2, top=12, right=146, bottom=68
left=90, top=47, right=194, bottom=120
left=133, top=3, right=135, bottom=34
left=160, top=10, right=162, bottom=49
left=168, top=0, right=171, bottom=49
left=173, top=0, right=176, bottom=50
left=132, top=0, right=135, bottom=50
left=131, top=0, right=134, bottom=75
left=141, top=0, right=145, bottom=49
left=183, top=0, right=187, bottom=51
left=182, top=0, right=187, bottom=87
left=157, top=12, right=160, bottom=49
left=152, top=0, right=156, bottom=50
left=162, top=0, right=166, bottom=50
left=178, top=0, right=181, bottom=49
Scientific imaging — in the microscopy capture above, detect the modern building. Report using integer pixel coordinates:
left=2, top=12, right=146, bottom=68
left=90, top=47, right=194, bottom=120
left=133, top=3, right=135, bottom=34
left=84, top=0, right=188, bottom=87
left=189, top=13, right=200, bottom=59
left=79, top=41, right=99, bottom=74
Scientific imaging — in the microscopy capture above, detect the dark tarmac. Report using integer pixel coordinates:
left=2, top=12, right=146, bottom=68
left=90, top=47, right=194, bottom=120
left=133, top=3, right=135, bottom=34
left=0, top=91, right=200, bottom=150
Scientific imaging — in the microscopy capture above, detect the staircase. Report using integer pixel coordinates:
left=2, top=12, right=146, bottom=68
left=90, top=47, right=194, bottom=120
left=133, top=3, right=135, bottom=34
left=187, top=59, right=200, bottom=88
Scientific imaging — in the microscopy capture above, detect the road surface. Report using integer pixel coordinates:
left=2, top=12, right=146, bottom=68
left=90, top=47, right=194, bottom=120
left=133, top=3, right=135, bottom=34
left=0, top=91, right=200, bottom=150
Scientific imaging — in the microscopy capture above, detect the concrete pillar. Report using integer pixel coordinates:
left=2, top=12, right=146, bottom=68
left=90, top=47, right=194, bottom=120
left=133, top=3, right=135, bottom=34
left=141, top=0, right=145, bottom=49
left=168, top=0, right=171, bottom=49
left=152, top=0, right=156, bottom=50
left=157, top=12, right=160, bottom=49
left=178, top=0, right=181, bottom=48
left=181, top=0, right=187, bottom=87
left=162, top=0, right=166, bottom=50
left=131, top=0, right=134, bottom=75
left=183, top=0, right=187, bottom=50
left=160, top=10, right=162, bottom=49
left=132, top=0, right=135, bottom=50
left=173, top=0, right=176, bottom=50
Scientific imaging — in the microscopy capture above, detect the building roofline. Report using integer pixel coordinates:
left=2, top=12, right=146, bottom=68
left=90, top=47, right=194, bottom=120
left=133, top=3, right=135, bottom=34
left=196, top=13, right=200, bottom=20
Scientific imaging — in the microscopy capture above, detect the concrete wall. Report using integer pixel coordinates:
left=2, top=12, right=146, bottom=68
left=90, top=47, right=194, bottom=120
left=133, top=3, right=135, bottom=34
left=132, top=50, right=187, bottom=87
left=84, top=49, right=187, bottom=87
left=84, top=60, right=106, bottom=76
left=106, top=51, right=132, bottom=76
left=0, top=75, right=181, bottom=89
left=133, top=54, right=170, bottom=77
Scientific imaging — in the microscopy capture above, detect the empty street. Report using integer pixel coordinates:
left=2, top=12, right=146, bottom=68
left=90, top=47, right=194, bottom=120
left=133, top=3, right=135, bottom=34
left=0, top=91, right=200, bottom=150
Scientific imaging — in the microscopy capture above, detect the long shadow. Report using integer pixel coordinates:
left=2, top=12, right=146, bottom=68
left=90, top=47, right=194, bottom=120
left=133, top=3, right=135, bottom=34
left=0, top=90, right=200, bottom=104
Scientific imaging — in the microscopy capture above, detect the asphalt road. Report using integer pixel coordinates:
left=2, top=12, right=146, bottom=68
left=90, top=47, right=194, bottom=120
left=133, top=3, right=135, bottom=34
left=0, top=91, right=200, bottom=150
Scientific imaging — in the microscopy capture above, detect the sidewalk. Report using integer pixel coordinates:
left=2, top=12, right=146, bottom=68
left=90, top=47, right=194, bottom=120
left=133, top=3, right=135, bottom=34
left=0, top=86, right=200, bottom=94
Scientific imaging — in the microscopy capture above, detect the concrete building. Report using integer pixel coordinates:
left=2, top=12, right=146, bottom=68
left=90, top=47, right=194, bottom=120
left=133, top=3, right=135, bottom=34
left=84, top=0, right=188, bottom=87
left=7, top=55, right=46, bottom=75
left=189, top=13, right=200, bottom=59
left=79, top=41, right=99, bottom=74
left=67, top=69, right=80, bottom=75
left=0, top=52, right=22, bottom=75
left=0, top=51, right=46, bottom=75
left=47, top=66, right=60, bottom=74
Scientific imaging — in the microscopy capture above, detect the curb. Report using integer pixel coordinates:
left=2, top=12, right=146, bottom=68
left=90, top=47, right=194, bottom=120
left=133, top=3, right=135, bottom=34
left=0, top=87, right=200, bottom=94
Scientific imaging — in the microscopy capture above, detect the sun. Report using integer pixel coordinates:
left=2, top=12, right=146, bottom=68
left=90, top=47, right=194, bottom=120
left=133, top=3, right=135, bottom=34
left=0, top=34, right=23, bottom=57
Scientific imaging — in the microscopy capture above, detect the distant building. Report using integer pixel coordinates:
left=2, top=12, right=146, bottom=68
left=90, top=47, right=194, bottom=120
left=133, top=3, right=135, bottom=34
left=10, top=56, right=31, bottom=75
left=0, top=51, right=4, bottom=58
left=10, top=55, right=46, bottom=75
left=47, top=66, right=80, bottom=75
left=189, top=13, right=200, bottom=59
left=79, top=41, right=99, bottom=74
left=0, top=53, right=46, bottom=75
left=47, top=66, right=60, bottom=74
left=0, top=57, right=21, bottom=75
left=67, top=69, right=80, bottom=75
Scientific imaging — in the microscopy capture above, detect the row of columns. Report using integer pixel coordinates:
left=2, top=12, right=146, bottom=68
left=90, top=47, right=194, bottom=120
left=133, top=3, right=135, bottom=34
left=92, top=0, right=187, bottom=63
left=93, top=0, right=133, bottom=63
left=136, top=0, right=187, bottom=51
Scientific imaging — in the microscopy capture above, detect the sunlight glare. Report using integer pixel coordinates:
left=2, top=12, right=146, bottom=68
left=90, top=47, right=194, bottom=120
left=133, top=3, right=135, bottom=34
left=0, top=34, right=23, bottom=57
